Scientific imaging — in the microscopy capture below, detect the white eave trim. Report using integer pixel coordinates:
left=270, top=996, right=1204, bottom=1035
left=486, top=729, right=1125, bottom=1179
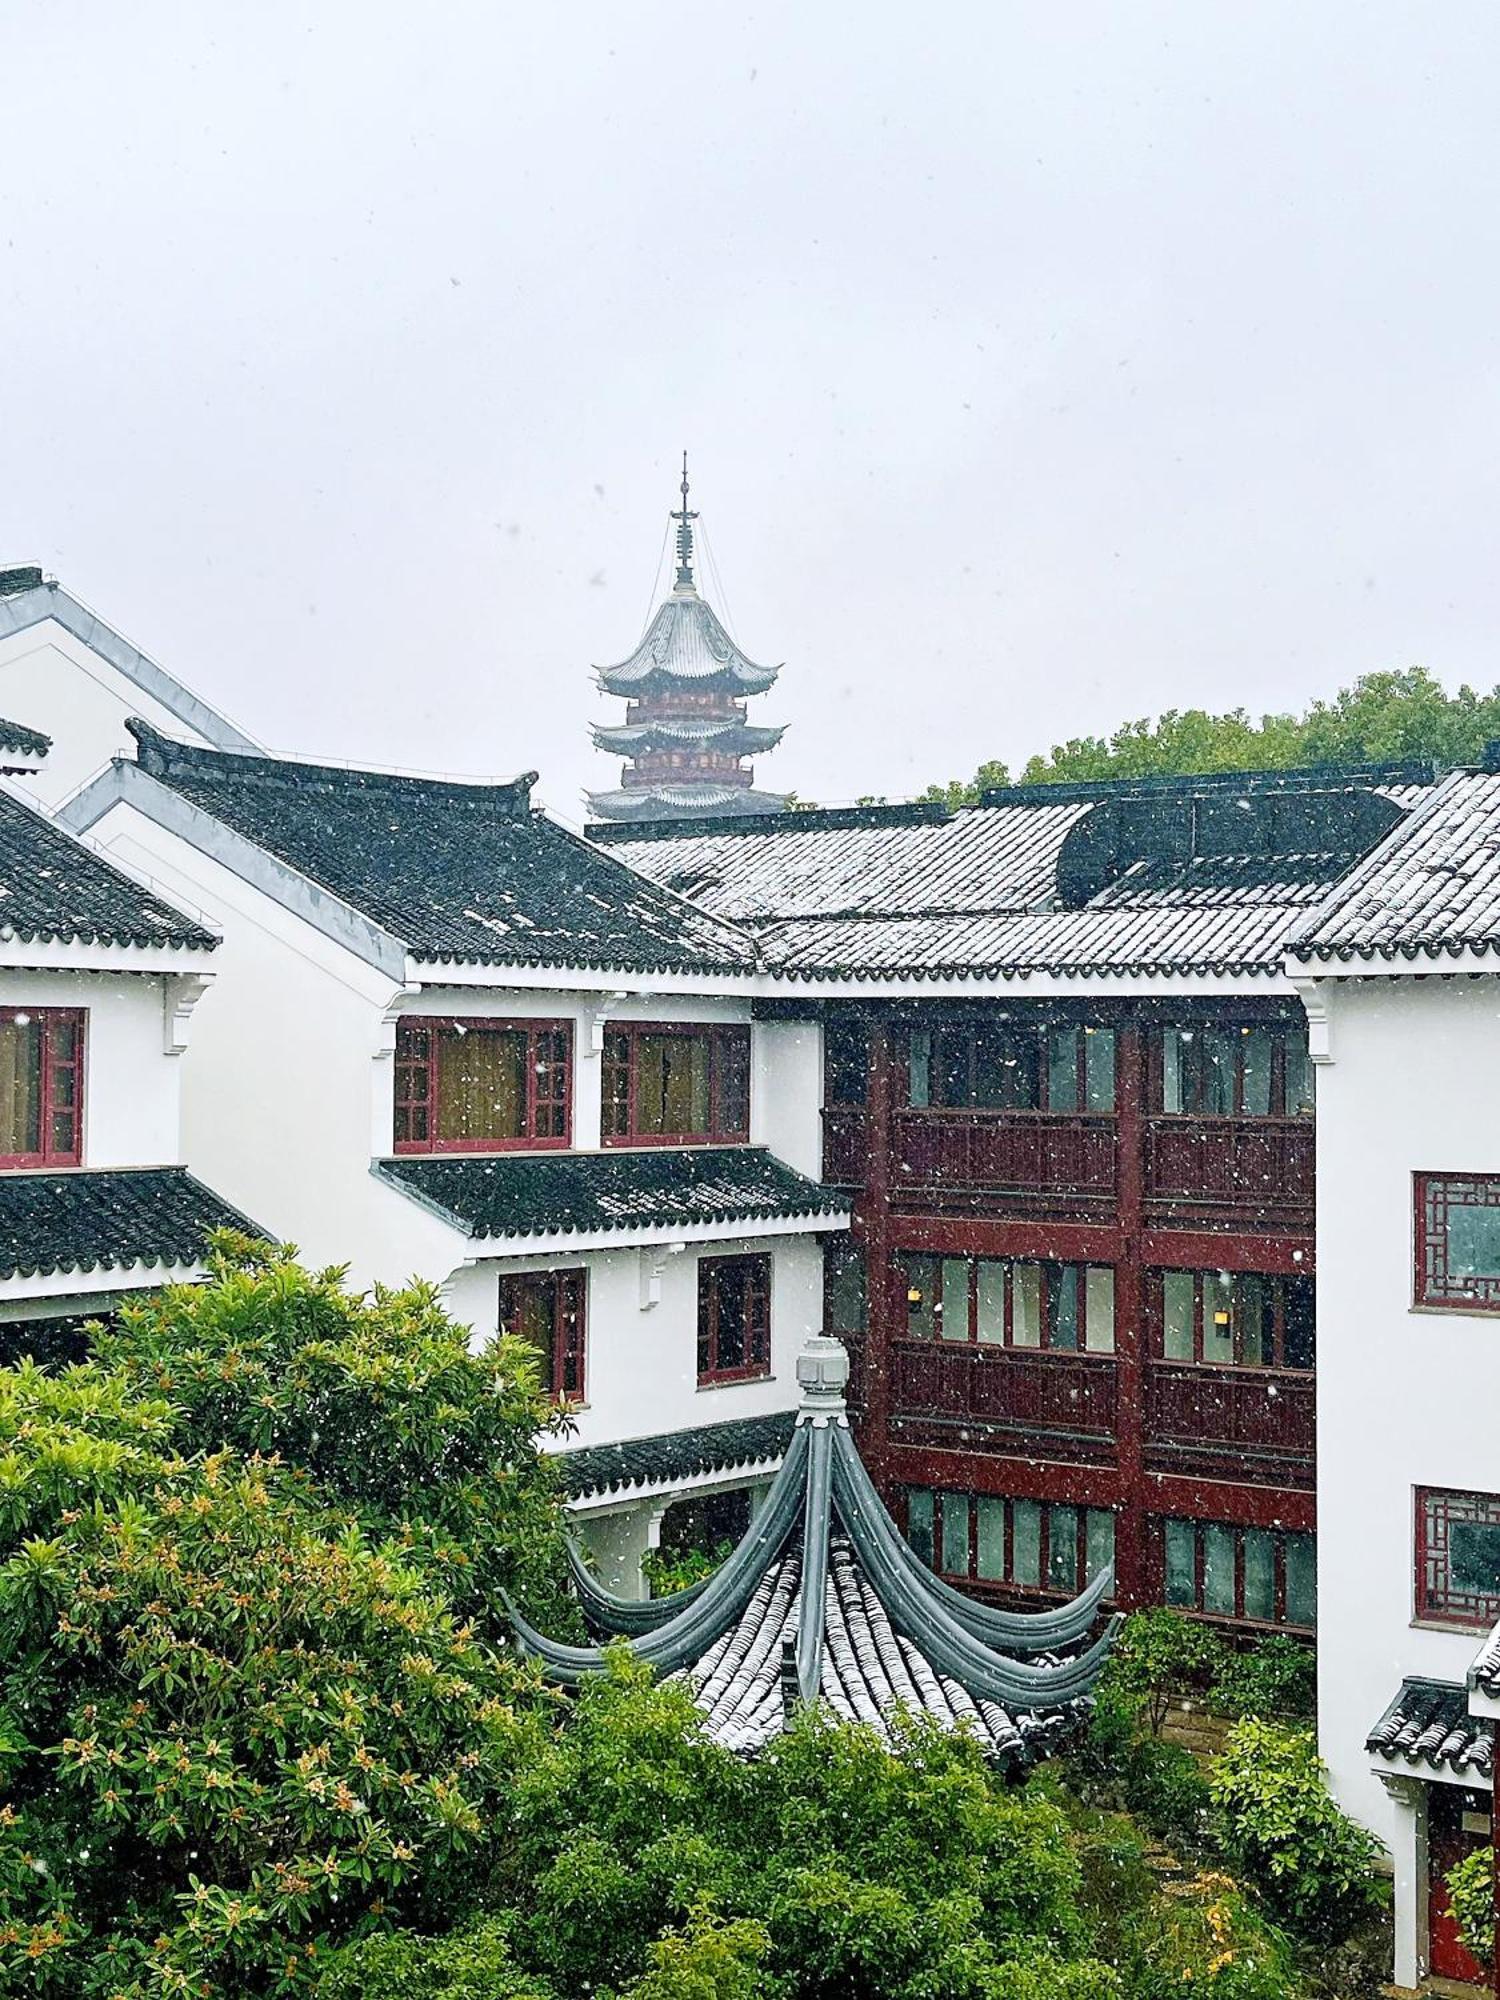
left=445, top=1208, right=850, bottom=1261
left=1287, top=945, right=1500, bottom=982
left=1367, top=1753, right=1484, bottom=1791
left=0, top=937, right=218, bottom=976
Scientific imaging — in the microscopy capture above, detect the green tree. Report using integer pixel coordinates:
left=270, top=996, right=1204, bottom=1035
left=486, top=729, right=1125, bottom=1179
left=926, top=665, right=1500, bottom=802
left=0, top=1355, right=550, bottom=1999
left=96, top=1235, right=576, bottom=1630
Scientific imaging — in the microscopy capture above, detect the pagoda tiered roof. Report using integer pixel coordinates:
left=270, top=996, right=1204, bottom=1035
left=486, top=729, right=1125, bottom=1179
left=509, top=1337, right=1119, bottom=1763
left=595, top=588, right=782, bottom=699
left=592, top=715, right=786, bottom=758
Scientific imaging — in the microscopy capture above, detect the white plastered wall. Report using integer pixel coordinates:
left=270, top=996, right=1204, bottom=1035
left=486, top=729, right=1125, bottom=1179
left=0, top=967, right=185, bottom=1169
left=1314, top=972, right=1500, bottom=1847
left=439, top=1230, right=823, bottom=1452
left=0, top=618, right=222, bottom=813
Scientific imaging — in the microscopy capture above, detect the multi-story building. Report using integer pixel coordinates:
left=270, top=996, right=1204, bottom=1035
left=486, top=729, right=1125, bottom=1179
left=59, top=720, right=846, bottom=1592
left=1287, top=758, right=1500, bottom=1990
left=603, top=762, right=1436, bottom=1632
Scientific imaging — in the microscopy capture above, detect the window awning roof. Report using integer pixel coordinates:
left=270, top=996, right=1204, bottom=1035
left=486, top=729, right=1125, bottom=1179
left=1366, top=1677, right=1493, bottom=1780
left=0, top=1167, right=259, bottom=1282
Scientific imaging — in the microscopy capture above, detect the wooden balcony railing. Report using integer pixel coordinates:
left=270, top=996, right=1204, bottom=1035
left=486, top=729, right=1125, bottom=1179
left=890, top=1338, right=1118, bottom=1438
left=821, top=1106, right=870, bottom=1188
left=1143, top=1116, right=1314, bottom=1216
left=1144, top=1360, right=1315, bottom=1462
left=891, top=1110, right=1117, bottom=1201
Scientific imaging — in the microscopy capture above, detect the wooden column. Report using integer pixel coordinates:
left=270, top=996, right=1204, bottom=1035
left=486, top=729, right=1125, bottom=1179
left=1113, top=1018, right=1149, bottom=1608
left=857, top=1013, right=897, bottom=1491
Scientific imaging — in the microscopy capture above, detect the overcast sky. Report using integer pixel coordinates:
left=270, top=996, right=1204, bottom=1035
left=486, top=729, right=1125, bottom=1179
left=3, top=4, right=1498, bottom=820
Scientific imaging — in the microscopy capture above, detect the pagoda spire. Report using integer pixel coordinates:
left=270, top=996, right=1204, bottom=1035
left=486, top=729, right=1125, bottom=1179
left=586, top=461, right=790, bottom=824
left=671, top=451, right=698, bottom=593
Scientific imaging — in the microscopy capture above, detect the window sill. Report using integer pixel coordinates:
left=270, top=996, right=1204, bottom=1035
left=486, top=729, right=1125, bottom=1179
left=1409, top=1301, right=1500, bottom=1317
left=393, top=1138, right=572, bottom=1156
left=697, top=1372, right=774, bottom=1392
left=601, top=1134, right=751, bottom=1151
left=1410, top=1616, right=1497, bottom=1636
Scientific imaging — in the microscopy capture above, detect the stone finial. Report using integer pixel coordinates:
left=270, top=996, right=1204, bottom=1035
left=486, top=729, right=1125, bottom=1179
left=796, top=1334, right=849, bottom=1415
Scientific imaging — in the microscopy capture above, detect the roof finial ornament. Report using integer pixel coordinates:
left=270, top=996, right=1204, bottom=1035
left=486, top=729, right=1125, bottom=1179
left=671, top=449, right=698, bottom=592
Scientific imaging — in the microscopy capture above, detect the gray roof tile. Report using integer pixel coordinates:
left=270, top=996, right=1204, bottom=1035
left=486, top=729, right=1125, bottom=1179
left=1366, top=1677, right=1493, bottom=1777
left=0, top=788, right=216, bottom=952
left=560, top=1409, right=795, bottom=1499
left=0, top=1166, right=259, bottom=1281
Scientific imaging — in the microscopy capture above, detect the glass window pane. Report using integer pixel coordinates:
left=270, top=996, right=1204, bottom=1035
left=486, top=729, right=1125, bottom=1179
left=711, top=1267, right=748, bottom=1371
left=825, top=1242, right=867, bottom=1337
left=1086, top=1509, right=1115, bottom=1583
left=1446, top=1200, right=1500, bottom=1281
left=1085, top=1027, right=1116, bottom=1112
left=939, top=1259, right=972, bottom=1342
left=1011, top=1263, right=1041, bottom=1347
left=908, top=1031, right=932, bottom=1108
left=1202, top=1523, right=1237, bottom=1616
left=1243, top=1529, right=1275, bottom=1622
left=941, top=1492, right=971, bottom=1577
left=1283, top=1276, right=1316, bottom=1372
left=1047, top=1028, right=1079, bottom=1112
left=1285, top=1027, right=1315, bottom=1116
left=1241, top=1029, right=1273, bottom=1116
left=1085, top=1266, right=1115, bottom=1353
left=976, top=1496, right=1006, bottom=1581
left=1203, top=1273, right=1235, bottom=1367
left=1237, top=1273, right=1270, bottom=1366
left=1450, top=1519, right=1500, bottom=1598
left=1202, top=1031, right=1235, bottom=1116
left=1012, top=1500, right=1041, bottom=1586
left=937, top=1029, right=971, bottom=1108
left=1048, top=1505, right=1079, bottom=1592
left=0, top=1016, right=46, bottom=1156
left=435, top=1027, right=527, bottom=1143
left=976, top=1026, right=1035, bottom=1109
left=902, top=1255, right=938, bottom=1339
left=1165, top=1519, right=1197, bottom=1606
left=1162, top=1271, right=1195, bottom=1361
left=1046, top=1263, right=1079, bottom=1352
left=976, top=1261, right=1007, bottom=1344
left=1162, top=1029, right=1185, bottom=1114
left=1284, top=1533, right=1317, bottom=1628
left=906, top=1488, right=934, bottom=1567
left=717, top=1032, right=750, bottom=1136
left=825, top=1021, right=868, bottom=1105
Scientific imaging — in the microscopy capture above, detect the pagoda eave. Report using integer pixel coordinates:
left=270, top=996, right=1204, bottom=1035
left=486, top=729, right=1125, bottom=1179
left=592, top=721, right=787, bottom=757
left=586, top=784, right=791, bottom=823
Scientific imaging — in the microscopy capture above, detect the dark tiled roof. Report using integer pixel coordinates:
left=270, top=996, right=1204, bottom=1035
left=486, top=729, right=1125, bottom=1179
left=0, top=566, right=44, bottom=597
left=127, top=722, right=755, bottom=974
left=560, top=1409, right=796, bottom=1499
left=604, top=770, right=1429, bottom=981
left=0, top=1167, right=260, bottom=1281
left=373, top=1145, right=850, bottom=1242
left=0, top=788, right=216, bottom=951
left=1291, top=768, right=1500, bottom=963
left=1366, top=1678, right=1494, bottom=1778
left=0, top=716, right=50, bottom=760
left=1469, top=1619, right=1500, bottom=1699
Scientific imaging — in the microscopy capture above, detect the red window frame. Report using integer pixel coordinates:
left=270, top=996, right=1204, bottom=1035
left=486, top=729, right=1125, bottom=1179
left=1153, top=1021, right=1314, bottom=1118
left=904, top=1486, right=1115, bottom=1598
left=897, top=1251, right=1115, bottom=1353
left=1152, top=1269, right=1316, bottom=1370
left=498, top=1268, right=586, bottom=1402
left=601, top=1022, right=750, bottom=1146
left=394, top=1017, right=572, bottom=1154
left=0, top=1007, right=84, bottom=1169
left=1159, top=1516, right=1316, bottom=1632
left=697, top=1253, right=771, bottom=1384
left=1415, top=1487, right=1500, bottom=1629
left=1414, top=1173, right=1500, bottom=1312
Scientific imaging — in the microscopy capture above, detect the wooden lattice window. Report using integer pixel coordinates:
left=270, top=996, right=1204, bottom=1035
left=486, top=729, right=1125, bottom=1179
left=1415, top=1174, right=1500, bottom=1311
left=697, top=1254, right=771, bottom=1384
left=0, top=1008, right=84, bottom=1168
left=905, top=1487, right=1114, bottom=1596
left=601, top=1023, right=750, bottom=1144
left=1161, top=1516, right=1316, bottom=1630
left=1155, top=1269, right=1315, bottom=1369
left=394, top=1018, right=571, bottom=1152
left=498, top=1268, right=586, bottom=1402
left=1416, top=1487, right=1500, bottom=1628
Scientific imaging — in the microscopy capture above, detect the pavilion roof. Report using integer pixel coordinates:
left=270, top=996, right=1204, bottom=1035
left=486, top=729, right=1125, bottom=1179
left=509, top=1337, right=1119, bottom=1764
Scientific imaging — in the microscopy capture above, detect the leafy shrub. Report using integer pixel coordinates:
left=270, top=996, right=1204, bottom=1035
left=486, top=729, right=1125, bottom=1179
left=1207, top=1720, right=1384, bottom=1938
left=1112, top=1870, right=1300, bottom=2000
left=1210, top=1637, right=1316, bottom=1723
left=641, top=1537, right=732, bottom=1597
left=319, top=1916, right=556, bottom=1998
left=1066, top=1687, right=1214, bottom=1856
left=1445, top=1846, right=1494, bottom=1968
left=1101, top=1607, right=1226, bottom=1735
left=98, top=1235, right=575, bottom=1629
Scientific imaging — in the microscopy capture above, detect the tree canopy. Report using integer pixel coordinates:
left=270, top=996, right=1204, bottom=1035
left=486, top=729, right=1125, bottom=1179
left=922, top=667, right=1500, bottom=804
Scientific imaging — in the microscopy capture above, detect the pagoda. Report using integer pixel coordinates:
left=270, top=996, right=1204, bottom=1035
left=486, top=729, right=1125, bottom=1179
left=508, top=1337, right=1119, bottom=1762
left=587, top=458, right=788, bottom=823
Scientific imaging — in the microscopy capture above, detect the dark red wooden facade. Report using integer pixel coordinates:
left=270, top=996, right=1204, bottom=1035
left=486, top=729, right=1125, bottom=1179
left=812, top=998, right=1317, bottom=1631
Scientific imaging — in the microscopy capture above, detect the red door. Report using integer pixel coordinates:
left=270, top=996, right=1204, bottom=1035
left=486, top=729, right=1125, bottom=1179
left=1428, top=1787, right=1490, bottom=1986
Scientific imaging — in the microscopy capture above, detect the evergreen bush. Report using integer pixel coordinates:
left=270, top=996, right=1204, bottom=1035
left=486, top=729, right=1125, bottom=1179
left=1445, top=1845, right=1494, bottom=1968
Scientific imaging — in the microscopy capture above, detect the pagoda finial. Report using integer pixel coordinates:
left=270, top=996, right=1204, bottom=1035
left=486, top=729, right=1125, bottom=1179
left=671, top=450, right=698, bottom=592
